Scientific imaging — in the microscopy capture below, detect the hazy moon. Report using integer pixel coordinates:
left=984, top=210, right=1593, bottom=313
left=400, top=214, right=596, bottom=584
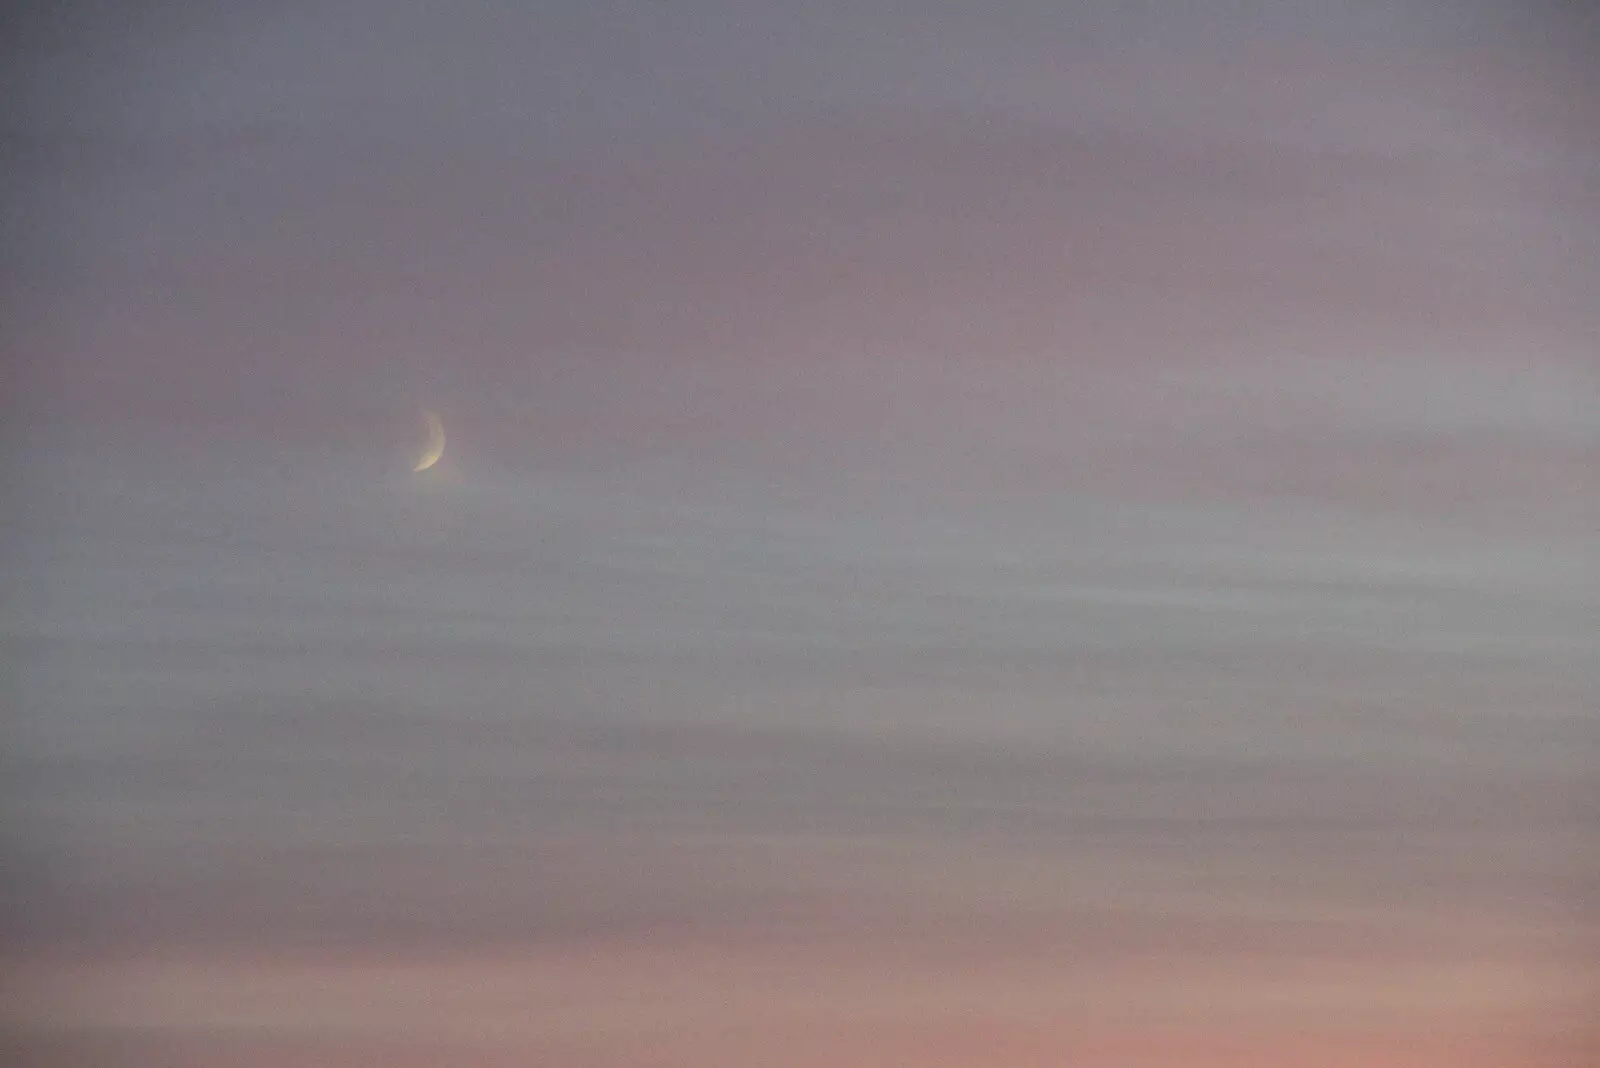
left=413, top=410, right=446, bottom=472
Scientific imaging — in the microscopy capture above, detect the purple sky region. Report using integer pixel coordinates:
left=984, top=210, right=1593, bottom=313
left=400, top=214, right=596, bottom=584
left=4, top=3, right=1599, bottom=1062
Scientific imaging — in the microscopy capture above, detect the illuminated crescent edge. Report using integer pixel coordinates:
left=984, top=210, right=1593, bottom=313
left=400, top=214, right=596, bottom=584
left=413, top=411, right=445, bottom=471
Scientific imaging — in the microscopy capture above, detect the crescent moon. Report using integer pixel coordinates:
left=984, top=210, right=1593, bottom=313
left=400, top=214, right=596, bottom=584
left=413, top=410, right=445, bottom=472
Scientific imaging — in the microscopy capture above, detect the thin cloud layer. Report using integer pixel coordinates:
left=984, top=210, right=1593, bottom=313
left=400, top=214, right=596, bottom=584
left=5, top=3, right=1597, bottom=1063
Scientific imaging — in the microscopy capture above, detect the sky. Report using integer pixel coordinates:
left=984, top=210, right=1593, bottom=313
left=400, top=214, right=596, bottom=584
left=4, top=2, right=1599, bottom=1064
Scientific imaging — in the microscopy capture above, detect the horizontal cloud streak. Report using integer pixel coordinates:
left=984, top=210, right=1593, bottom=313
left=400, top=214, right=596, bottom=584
left=6, top=3, right=1597, bottom=1062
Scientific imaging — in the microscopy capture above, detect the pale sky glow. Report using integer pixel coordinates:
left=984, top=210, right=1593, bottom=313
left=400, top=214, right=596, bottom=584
left=4, top=3, right=1598, bottom=1063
